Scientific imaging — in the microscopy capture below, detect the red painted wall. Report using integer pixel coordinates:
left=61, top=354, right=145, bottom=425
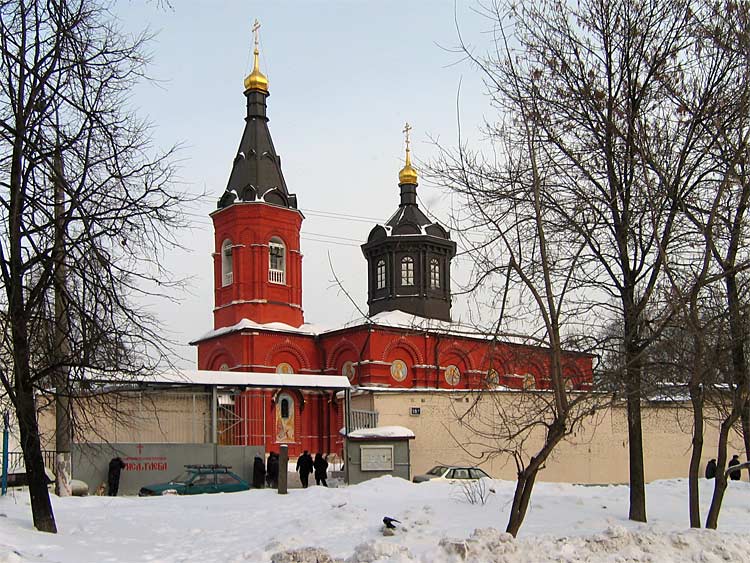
left=212, top=202, right=304, bottom=328
left=197, top=195, right=593, bottom=457
left=196, top=323, right=593, bottom=455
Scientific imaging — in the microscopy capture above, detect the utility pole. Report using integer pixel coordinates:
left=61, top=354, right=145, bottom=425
left=53, top=146, right=71, bottom=497
left=2, top=411, right=8, bottom=495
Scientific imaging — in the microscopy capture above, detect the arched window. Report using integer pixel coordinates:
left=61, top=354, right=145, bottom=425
left=269, top=237, right=286, bottom=284
left=221, top=239, right=233, bottom=286
left=276, top=392, right=295, bottom=442
left=376, top=260, right=386, bottom=290
left=401, top=256, right=414, bottom=286
left=429, top=258, right=440, bottom=289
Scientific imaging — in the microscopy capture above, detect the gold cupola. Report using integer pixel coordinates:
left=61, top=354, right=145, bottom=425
left=244, top=20, right=269, bottom=94
left=398, top=122, right=418, bottom=185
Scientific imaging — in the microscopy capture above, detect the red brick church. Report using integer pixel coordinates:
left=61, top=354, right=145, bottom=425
left=191, top=31, right=593, bottom=457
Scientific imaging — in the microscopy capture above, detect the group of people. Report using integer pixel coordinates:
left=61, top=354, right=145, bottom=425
left=295, top=450, right=329, bottom=488
left=252, top=451, right=280, bottom=488
left=705, top=454, right=744, bottom=480
left=252, top=450, right=330, bottom=489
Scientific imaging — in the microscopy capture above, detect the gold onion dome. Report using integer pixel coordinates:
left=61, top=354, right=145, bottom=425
left=399, top=150, right=418, bottom=185
left=244, top=46, right=269, bottom=93
left=399, top=122, right=418, bottom=184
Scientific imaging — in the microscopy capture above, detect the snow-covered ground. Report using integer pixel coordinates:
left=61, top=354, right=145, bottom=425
left=1, top=477, right=749, bottom=562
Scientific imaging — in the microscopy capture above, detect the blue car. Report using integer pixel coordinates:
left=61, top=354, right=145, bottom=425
left=138, top=464, right=250, bottom=496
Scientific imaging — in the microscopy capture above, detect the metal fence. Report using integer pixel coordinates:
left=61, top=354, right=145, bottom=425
left=351, top=409, right=378, bottom=430
left=6, top=449, right=56, bottom=472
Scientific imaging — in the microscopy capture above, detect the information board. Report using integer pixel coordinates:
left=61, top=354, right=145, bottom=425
left=360, top=445, right=394, bottom=471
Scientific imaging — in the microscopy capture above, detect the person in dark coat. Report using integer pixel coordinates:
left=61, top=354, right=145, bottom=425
left=107, top=457, right=126, bottom=496
left=296, top=450, right=314, bottom=488
left=252, top=455, right=266, bottom=488
left=728, top=454, right=741, bottom=481
left=313, top=452, right=329, bottom=487
left=705, top=458, right=717, bottom=479
left=266, top=452, right=279, bottom=488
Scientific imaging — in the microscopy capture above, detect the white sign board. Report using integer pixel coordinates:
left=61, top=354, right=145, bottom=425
left=360, top=445, right=394, bottom=471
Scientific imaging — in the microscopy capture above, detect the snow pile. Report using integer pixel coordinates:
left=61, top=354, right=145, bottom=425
left=1, top=476, right=749, bottom=562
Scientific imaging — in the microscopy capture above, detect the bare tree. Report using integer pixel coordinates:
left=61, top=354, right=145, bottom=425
left=0, top=1, right=187, bottom=532
left=431, top=35, right=607, bottom=531
left=441, top=0, right=746, bottom=522
left=654, top=2, right=750, bottom=528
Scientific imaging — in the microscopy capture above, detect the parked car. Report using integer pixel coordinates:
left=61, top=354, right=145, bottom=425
left=412, top=465, right=491, bottom=483
left=138, top=464, right=250, bottom=496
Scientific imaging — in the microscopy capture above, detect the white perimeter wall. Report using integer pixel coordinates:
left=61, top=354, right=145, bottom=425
left=371, top=391, right=745, bottom=484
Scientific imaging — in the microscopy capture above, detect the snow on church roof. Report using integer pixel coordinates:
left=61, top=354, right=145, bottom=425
left=83, top=369, right=350, bottom=390
left=190, top=310, right=593, bottom=358
left=189, top=317, right=323, bottom=344
left=342, top=426, right=415, bottom=439
left=191, top=309, right=513, bottom=344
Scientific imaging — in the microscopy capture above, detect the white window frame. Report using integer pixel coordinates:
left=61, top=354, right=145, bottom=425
left=221, top=239, right=233, bottom=287
left=401, top=256, right=414, bottom=286
left=376, top=259, right=386, bottom=290
left=269, top=237, right=286, bottom=284
left=429, top=258, right=440, bottom=289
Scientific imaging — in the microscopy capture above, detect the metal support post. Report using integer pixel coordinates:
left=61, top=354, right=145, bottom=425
left=2, top=411, right=9, bottom=495
left=344, top=388, right=351, bottom=485
left=278, top=444, right=288, bottom=494
left=211, top=385, right=218, bottom=466
left=211, top=385, right=218, bottom=444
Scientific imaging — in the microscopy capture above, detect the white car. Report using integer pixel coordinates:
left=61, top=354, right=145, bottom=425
left=412, top=465, right=491, bottom=483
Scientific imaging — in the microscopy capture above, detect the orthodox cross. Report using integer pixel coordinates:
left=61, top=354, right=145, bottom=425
left=252, top=19, right=261, bottom=49
left=403, top=122, right=412, bottom=152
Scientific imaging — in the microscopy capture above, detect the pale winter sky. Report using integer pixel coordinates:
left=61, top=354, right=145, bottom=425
left=112, top=1, right=496, bottom=367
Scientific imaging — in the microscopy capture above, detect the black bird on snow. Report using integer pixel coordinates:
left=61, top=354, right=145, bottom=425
left=383, top=517, right=401, bottom=529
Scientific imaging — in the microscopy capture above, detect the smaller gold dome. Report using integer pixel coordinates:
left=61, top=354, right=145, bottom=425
left=399, top=148, right=418, bottom=185
left=244, top=47, right=269, bottom=93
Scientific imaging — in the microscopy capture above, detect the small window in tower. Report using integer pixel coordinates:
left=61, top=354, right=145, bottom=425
left=269, top=237, right=286, bottom=284
left=430, top=258, right=441, bottom=289
left=376, top=260, right=386, bottom=290
left=401, top=256, right=414, bottom=286
left=221, top=239, right=233, bottom=286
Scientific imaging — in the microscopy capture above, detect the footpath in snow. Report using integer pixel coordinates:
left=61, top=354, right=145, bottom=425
left=1, top=476, right=749, bottom=562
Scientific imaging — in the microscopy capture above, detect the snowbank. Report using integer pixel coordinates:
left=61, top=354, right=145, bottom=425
left=1, top=476, right=749, bottom=562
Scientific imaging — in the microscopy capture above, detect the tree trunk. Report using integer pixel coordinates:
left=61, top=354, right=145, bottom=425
left=740, top=400, right=750, bottom=480
left=8, top=115, right=57, bottom=532
left=706, top=272, right=747, bottom=529
left=626, top=390, right=647, bottom=521
left=623, top=283, right=647, bottom=522
left=506, top=466, right=538, bottom=537
left=16, top=384, right=57, bottom=533
left=53, top=148, right=72, bottom=498
left=687, top=381, right=704, bottom=528
left=706, top=414, right=736, bottom=529
left=505, top=424, right=566, bottom=536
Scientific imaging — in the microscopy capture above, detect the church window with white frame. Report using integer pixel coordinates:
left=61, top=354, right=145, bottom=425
left=401, top=256, right=414, bottom=286
left=221, top=239, right=233, bottom=286
left=376, top=260, right=386, bottom=289
left=429, top=258, right=440, bottom=289
left=269, top=237, right=286, bottom=284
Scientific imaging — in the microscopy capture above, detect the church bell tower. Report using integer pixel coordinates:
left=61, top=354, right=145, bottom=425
left=211, top=22, right=304, bottom=329
left=362, top=124, right=456, bottom=321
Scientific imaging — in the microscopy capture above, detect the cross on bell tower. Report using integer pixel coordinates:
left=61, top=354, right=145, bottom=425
left=210, top=22, right=304, bottom=329
left=361, top=124, right=456, bottom=321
